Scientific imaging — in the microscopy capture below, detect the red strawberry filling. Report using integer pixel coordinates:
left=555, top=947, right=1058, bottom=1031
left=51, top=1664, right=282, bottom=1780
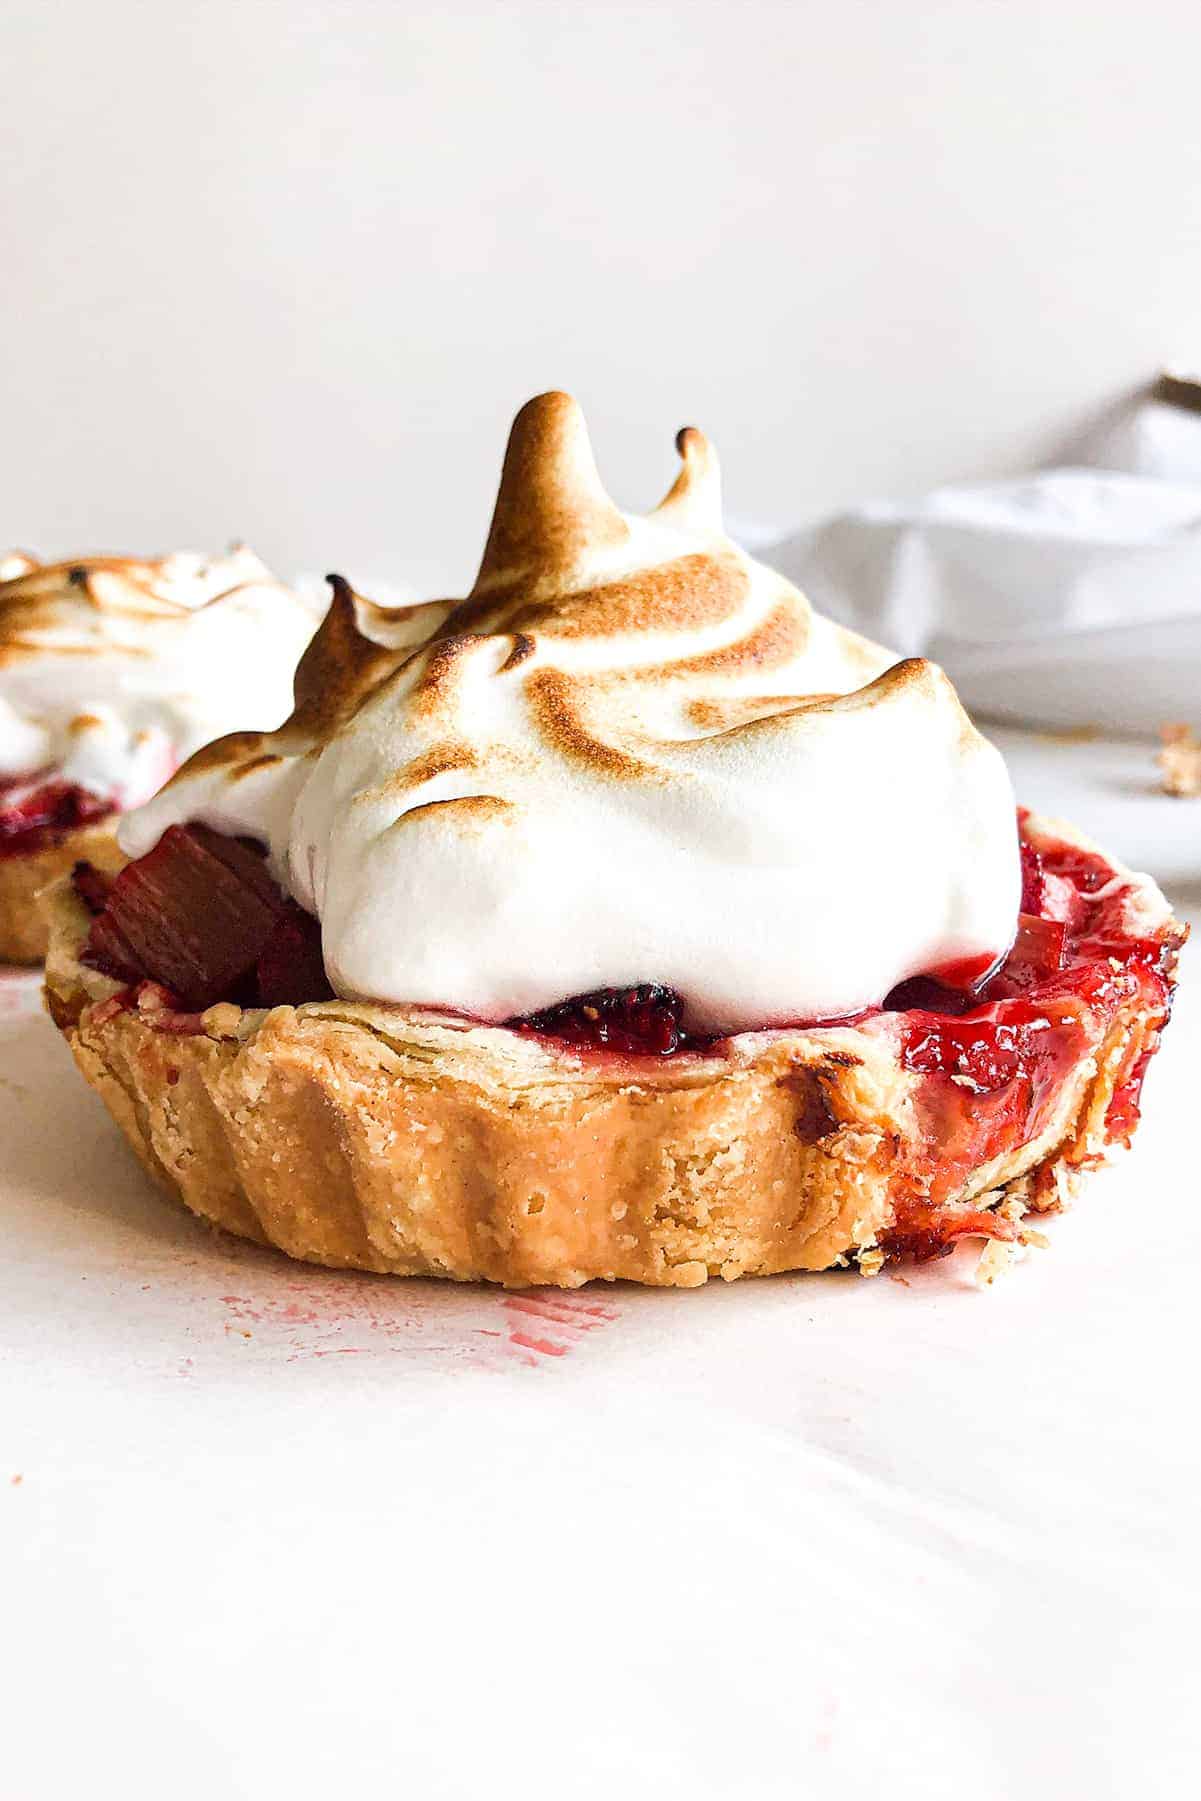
left=74, top=810, right=1180, bottom=1268
left=877, top=823, right=1180, bottom=1261
left=516, top=984, right=685, bottom=1055
left=0, top=773, right=113, bottom=858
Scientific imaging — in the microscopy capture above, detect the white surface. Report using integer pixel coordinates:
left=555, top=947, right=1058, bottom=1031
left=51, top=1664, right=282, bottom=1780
left=3, top=729, right=1200, bottom=1800
left=767, top=467, right=1201, bottom=735
left=5, top=1, right=1201, bottom=593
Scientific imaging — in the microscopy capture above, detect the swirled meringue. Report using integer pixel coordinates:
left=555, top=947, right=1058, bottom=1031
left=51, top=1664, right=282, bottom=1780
left=122, top=394, right=1020, bottom=1032
left=0, top=546, right=320, bottom=810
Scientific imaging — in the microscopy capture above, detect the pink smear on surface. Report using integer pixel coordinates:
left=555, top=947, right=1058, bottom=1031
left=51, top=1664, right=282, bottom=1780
left=499, top=1290, right=621, bottom=1367
left=177, top=1261, right=626, bottom=1372
left=0, top=968, right=42, bottom=1019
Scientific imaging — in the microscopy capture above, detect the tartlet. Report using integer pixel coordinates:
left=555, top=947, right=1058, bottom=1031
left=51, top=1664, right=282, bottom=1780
left=41, top=809, right=1181, bottom=1286
left=0, top=547, right=316, bottom=962
left=41, top=396, right=1185, bottom=1287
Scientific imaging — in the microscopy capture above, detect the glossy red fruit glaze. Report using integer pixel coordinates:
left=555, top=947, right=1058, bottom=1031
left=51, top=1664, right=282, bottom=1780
left=991, top=913, right=1067, bottom=993
left=515, top=984, right=686, bottom=1055
left=902, top=1000, right=1051, bottom=1094
left=881, top=949, right=1004, bottom=1018
left=879, top=818, right=1180, bottom=1260
left=877, top=1201, right=1022, bottom=1265
left=522, top=947, right=1002, bottom=1057
left=0, top=774, right=112, bottom=857
left=1105, top=1046, right=1155, bottom=1147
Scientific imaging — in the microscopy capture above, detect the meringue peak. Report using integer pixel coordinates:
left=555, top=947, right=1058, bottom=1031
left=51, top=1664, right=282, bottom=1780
left=474, top=395, right=728, bottom=607
left=474, top=392, right=630, bottom=597
left=655, top=424, right=723, bottom=532
left=288, top=574, right=451, bottom=739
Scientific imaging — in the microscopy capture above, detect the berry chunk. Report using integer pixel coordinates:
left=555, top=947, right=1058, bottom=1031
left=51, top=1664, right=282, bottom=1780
left=1019, top=839, right=1047, bottom=914
left=256, top=903, right=334, bottom=1008
left=516, top=984, right=686, bottom=1055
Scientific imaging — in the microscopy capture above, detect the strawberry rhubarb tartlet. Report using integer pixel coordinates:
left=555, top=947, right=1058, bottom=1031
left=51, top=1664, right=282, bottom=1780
left=0, top=546, right=318, bottom=962
left=42, top=397, right=1185, bottom=1286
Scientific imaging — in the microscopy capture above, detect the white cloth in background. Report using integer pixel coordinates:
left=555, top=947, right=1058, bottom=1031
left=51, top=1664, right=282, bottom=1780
left=763, top=392, right=1201, bottom=736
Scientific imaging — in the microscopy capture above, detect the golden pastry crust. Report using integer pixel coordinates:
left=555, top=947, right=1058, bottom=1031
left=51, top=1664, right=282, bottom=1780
left=39, top=819, right=1180, bottom=1287
left=0, top=817, right=123, bottom=964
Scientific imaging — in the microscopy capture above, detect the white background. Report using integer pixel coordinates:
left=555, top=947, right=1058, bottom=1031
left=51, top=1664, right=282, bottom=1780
left=4, top=0, right=1201, bottom=592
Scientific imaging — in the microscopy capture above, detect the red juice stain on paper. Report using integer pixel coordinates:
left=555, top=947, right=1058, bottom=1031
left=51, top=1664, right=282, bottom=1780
left=499, top=1290, right=621, bottom=1366
left=208, top=1265, right=621, bottom=1369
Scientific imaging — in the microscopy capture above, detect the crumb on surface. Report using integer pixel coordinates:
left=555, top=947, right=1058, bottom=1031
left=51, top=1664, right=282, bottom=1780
left=975, top=1239, right=1020, bottom=1286
left=1158, top=723, right=1201, bottom=796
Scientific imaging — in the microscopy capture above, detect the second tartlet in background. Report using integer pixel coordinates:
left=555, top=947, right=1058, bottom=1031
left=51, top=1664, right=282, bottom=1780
left=0, top=545, right=319, bottom=961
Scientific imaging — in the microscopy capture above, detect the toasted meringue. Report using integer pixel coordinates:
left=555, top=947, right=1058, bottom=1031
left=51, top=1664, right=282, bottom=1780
left=122, top=395, right=1020, bottom=1032
left=0, top=545, right=320, bottom=811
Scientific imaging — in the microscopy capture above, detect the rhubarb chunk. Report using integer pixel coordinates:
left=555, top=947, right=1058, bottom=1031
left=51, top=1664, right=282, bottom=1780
left=81, top=824, right=334, bottom=1011
left=82, top=825, right=287, bottom=1010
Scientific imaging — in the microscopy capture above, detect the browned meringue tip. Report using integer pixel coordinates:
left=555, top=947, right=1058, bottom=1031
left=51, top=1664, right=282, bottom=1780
left=0, top=545, right=285, bottom=625
left=170, top=573, right=457, bottom=783
left=474, top=391, right=630, bottom=592
left=0, top=550, right=40, bottom=583
left=656, top=423, right=721, bottom=529
left=845, top=656, right=947, bottom=706
left=280, top=573, right=400, bottom=738
left=472, top=392, right=728, bottom=599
